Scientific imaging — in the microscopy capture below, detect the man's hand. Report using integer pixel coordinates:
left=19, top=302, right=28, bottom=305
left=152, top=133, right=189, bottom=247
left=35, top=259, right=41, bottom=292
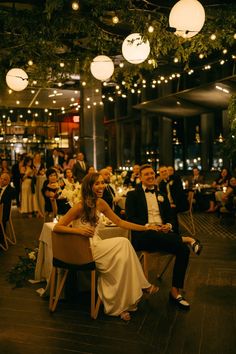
left=160, top=224, right=171, bottom=233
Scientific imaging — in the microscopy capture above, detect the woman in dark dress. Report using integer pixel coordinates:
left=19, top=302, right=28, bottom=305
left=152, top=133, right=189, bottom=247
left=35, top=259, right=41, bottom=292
left=41, top=168, right=70, bottom=219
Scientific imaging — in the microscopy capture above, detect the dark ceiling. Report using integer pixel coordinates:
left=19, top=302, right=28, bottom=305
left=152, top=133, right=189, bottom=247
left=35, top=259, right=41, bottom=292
left=134, top=75, right=236, bottom=117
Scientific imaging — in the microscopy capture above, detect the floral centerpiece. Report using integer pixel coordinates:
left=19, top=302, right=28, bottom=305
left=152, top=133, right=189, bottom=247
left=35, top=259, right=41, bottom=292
left=7, top=247, right=38, bottom=288
left=110, top=171, right=128, bottom=188
left=60, top=182, right=81, bottom=206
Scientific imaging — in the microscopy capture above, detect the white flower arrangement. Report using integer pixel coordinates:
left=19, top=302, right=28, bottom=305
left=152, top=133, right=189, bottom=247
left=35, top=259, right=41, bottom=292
left=61, top=182, right=81, bottom=206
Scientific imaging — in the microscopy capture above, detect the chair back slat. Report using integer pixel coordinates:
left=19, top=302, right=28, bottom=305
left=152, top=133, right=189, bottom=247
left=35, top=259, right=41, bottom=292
left=52, top=231, right=94, bottom=265
left=0, top=203, right=3, bottom=221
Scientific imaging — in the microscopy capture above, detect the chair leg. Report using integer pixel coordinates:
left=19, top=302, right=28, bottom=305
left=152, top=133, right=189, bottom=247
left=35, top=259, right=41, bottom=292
left=49, top=267, right=56, bottom=311
left=90, top=270, right=101, bottom=319
left=142, top=252, right=149, bottom=279
left=0, top=223, right=8, bottom=251
left=6, top=218, right=16, bottom=245
left=50, top=269, right=69, bottom=312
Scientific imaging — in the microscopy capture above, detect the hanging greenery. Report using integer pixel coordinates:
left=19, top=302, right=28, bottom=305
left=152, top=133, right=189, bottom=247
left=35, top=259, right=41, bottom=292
left=0, top=0, right=235, bottom=87
left=223, top=95, right=236, bottom=167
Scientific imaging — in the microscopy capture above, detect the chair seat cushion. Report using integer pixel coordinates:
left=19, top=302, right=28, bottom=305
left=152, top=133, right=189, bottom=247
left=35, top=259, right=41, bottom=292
left=53, top=257, right=96, bottom=271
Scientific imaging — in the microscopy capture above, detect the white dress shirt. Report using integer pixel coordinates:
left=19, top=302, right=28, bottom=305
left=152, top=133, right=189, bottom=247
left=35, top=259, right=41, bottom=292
left=142, top=186, right=163, bottom=225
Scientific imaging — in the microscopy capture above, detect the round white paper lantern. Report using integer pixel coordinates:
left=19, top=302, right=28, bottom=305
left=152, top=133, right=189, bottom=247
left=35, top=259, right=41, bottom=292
left=122, top=33, right=150, bottom=64
left=6, top=68, right=29, bottom=91
left=169, top=0, right=205, bottom=38
left=90, top=55, right=114, bottom=81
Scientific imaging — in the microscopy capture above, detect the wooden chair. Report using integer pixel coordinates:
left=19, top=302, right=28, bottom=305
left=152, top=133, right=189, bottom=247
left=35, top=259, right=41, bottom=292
left=49, top=231, right=102, bottom=319
left=139, top=251, right=175, bottom=280
left=0, top=203, right=8, bottom=251
left=178, top=191, right=196, bottom=236
left=5, top=202, right=16, bottom=245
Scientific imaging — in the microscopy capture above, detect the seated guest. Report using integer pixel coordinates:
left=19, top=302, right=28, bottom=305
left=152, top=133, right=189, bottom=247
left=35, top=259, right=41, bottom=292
left=87, top=166, right=96, bottom=174
left=54, top=172, right=159, bottom=321
left=159, top=165, right=189, bottom=213
left=99, top=168, right=122, bottom=215
left=124, top=164, right=141, bottom=188
left=0, top=172, right=15, bottom=246
left=125, top=164, right=203, bottom=310
left=221, top=176, right=236, bottom=212
left=207, top=167, right=231, bottom=212
left=186, top=166, right=204, bottom=189
left=41, top=168, right=71, bottom=218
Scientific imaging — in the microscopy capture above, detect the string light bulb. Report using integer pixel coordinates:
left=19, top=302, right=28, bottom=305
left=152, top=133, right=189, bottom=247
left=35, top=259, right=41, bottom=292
left=72, top=1, right=79, bottom=11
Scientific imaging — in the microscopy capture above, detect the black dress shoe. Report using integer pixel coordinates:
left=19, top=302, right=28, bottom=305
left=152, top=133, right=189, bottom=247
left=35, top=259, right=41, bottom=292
left=169, top=293, right=190, bottom=310
left=191, top=239, right=203, bottom=255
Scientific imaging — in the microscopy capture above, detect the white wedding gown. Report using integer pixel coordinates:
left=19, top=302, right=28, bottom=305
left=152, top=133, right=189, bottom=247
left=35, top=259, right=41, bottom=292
left=72, top=215, right=151, bottom=316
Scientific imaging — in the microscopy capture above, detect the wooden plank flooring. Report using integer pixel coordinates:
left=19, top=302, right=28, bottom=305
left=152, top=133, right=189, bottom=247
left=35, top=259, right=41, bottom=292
left=0, top=209, right=235, bottom=354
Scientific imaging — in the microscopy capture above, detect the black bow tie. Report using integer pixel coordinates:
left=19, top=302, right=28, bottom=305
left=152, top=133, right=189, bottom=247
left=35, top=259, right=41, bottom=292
left=145, top=188, right=155, bottom=194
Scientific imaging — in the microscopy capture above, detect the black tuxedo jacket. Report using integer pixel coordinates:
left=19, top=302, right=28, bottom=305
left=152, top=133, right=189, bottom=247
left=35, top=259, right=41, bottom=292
left=102, top=184, right=115, bottom=209
left=0, top=184, right=15, bottom=227
left=72, top=161, right=89, bottom=183
left=159, top=174, right=189, bottom=212
left=125, top=184, right=178, bottom=234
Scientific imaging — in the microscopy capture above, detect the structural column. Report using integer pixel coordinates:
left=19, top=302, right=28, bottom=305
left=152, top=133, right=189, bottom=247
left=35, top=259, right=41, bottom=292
left=79, top=78, right=105, bottom=170
left=200, top=112, right=214, bottom=171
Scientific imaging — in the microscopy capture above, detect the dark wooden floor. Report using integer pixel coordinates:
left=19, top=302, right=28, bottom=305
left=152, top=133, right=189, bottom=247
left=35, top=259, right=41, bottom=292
left=0, top=209, right=236, bottom=354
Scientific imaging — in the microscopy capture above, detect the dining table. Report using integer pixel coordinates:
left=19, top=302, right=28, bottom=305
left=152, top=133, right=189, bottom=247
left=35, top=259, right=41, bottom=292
left=33, top=221, right=130, bottom=296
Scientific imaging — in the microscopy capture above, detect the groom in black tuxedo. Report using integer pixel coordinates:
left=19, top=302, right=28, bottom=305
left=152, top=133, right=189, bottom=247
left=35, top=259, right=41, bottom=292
left=125, top=164, right=192, bottom=310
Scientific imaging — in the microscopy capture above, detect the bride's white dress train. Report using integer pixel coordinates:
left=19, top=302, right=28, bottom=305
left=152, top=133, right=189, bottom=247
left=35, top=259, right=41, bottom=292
left=72, top=216, right=150, bottom=316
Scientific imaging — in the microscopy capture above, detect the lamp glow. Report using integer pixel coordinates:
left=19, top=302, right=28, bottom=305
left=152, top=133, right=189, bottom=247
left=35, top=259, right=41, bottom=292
left=169, top=0, right=205, bottom=38
left=90, top=55, right=114, bottom=81
left=6, top=68, right=29, bottom=91
left=122, top=33, right=150, bottom=64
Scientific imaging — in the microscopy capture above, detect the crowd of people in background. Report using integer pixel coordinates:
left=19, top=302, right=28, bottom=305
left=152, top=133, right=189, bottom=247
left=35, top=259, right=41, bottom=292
left=0, top=149, right=235, bottom=220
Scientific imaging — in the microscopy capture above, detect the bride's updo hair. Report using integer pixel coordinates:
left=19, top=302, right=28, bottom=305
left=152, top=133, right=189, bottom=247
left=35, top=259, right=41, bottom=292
left=81, top=172, right=100, bottom=226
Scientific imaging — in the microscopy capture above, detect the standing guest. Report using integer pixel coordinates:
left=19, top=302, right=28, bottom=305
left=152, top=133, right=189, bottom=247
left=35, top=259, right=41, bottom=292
left=62, top=152, right=74, bottom=170
left=46, top=148, right=63, bottom=173
left=0, top=159, right=11, bottom=175
left=32, top=152, right=46, bottom=217
left=0, top=173, right=15, bottom=247
left=20, top=156, right=39, bottom=218
left=33, top=152, right=46, bottom=176
left=87, top=166, right=96, bottom=174
left=125, top=164, right=203, bottom=310
left=72, top=152, right=89, bottom=183
left=11, top=155, right=24, bottom=208
left=124, top=164, right=141, bottom=188
left=54, top=172, right=159, bottom=321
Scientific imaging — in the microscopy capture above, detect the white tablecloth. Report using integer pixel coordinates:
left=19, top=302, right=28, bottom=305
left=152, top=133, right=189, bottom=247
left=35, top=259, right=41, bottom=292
left=34, top=222, right=130, bottom=296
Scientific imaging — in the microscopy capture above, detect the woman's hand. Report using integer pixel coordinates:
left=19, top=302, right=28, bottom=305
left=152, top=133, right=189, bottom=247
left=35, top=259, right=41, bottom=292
left=146, top=224, right=162, bottom=232
left=79, top=225, right=95, bottom=237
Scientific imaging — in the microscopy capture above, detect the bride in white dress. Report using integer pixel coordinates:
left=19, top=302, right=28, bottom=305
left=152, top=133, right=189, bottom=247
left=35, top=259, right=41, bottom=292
left=54, top=172, right=159, bottom=321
